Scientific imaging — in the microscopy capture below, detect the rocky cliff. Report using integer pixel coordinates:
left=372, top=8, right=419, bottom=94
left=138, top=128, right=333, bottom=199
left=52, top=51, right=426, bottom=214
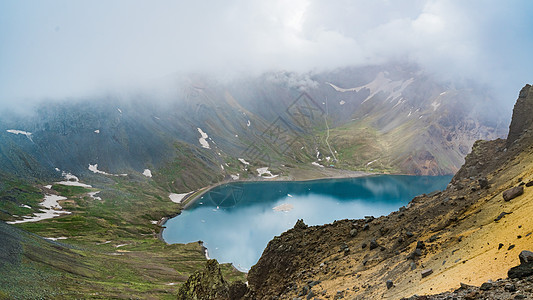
left=242, top=84, right=533, bottom=299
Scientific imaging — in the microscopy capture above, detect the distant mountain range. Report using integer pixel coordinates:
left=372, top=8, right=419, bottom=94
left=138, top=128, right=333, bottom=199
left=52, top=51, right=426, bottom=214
left=0, top=63, right=507, bottom=193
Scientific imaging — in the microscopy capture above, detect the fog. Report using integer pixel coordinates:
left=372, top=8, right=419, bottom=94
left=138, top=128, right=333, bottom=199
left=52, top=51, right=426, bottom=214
left=1, top=0, right=532, bottom=109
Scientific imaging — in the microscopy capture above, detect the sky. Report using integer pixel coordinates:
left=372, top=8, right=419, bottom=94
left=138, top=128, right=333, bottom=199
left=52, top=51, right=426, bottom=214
left=1, top=0, right=532, bottom=108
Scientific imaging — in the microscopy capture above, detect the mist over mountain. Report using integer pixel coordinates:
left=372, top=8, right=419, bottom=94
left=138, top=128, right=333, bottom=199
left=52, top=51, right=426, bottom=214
left=0, top=63, right=508, bottom=193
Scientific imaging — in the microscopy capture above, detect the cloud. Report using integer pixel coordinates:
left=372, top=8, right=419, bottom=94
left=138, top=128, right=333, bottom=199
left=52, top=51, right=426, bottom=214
left=0, top=0, right=532, bottom=106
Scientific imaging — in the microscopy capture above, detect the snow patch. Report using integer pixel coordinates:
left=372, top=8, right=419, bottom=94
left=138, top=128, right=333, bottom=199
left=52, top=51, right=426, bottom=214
left=88, top=164, right=127, bottom=177
left=142, top=169, right=152, bottom=177
left=88, top=191, right=102, bottom=201
left=56, top=172, right=92, bottom=188
left=150, top=220, right=158, bottom=224
left=366, top=159, right=378, bottom=166
left=328, top=72, right=415, bottom=104
left=6, top=129, right=32, bottom=136
left=197, top=128, right=210, bottom=149
left=6, top=129, right=33, bottom=141
left=56, top=181, right=92, bottom=188
left=19, top=204, right=31, bottom=209
left=117, top=108, right=122, bottom=113
left=247, top=120, right=251, bottom=127
left=44, top=185, right=52, bottom=189
left=169, top=193, right=188, bottom=204
left=6, top=194, right=70, bottom=224
left=431, top=100, right=441, bottom=111
left=311, top=162, right=324, bottom=168
left=339, top=100, right=345, bottom=105
left=230, top=174, right=240, bottom=180
left=45, top=237, right=68, bottom=241
left=238, top=158, right=250, bottom=165
left=94, top=129, right=100, bottom=134
left=256, top=167, right=278, bottom=179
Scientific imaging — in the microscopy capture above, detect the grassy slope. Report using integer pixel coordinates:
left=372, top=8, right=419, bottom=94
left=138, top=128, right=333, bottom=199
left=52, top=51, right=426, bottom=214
left=1, top=177, right=244, bottom=299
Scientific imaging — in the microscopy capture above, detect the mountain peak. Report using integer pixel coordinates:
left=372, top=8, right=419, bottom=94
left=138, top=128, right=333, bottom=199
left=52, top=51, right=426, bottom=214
left=507, top=84, right=533, bottom=147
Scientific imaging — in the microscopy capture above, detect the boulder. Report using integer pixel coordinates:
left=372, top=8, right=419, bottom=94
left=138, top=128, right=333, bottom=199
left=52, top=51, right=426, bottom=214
left=503, top=186, right=524, bottom=201
left=421, top=269, right=433, bottom=278
left=386, top=280, right=394, bottom=289
left=519, top=250, right=533, bottom=264
left=369, top=239, right=379, bottom=250
left=508, top=262, right=533, bottom=279
left=494, top=212, right=511, bottom=222
left=294, top=219, right=308, bottom=230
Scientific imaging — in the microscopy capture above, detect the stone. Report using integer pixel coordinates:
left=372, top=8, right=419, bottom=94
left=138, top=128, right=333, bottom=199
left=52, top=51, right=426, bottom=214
left=421, top=269, right=433, bottom=278
left=294, top=219, right=308, bottom=230
left=505, top=283, right=517, bottom=292
left=350, top=229, right=358, bottom=237
left=386, top=280, right=394, bottom=289
left=478, top=177, right=490, bottom=189
left=508, top=262, right=533, bottom=279
left=495, top=212, right=511, bottom=221
left=407, top=248, right=423, bottom=260
left=480, top=281, right=493, bottom=290
left=526, top=181, right=533, bottom=187
left=369, top=239, right=379, bottom=250
left=519, top=250, right=533, bottom=264
left=416, top=241, right=425, bottom=249
left=406, top=232, right=414, bottom=238
left=503, top=186, right=524, bottom=201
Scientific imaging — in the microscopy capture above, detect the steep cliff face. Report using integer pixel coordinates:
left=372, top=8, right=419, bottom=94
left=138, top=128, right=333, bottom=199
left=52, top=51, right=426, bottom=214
left=244, top=84, right=533, bottom=299
left=507, top=84, right=533, bottom=147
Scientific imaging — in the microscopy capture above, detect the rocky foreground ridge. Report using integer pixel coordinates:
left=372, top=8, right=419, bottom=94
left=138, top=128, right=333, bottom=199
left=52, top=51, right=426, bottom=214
left=178, top=84, right=533, bottom=299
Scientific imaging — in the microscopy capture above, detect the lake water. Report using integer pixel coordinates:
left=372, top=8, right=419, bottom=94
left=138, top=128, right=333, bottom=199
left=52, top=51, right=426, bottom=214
left=162, top=175, right=451, bottom=271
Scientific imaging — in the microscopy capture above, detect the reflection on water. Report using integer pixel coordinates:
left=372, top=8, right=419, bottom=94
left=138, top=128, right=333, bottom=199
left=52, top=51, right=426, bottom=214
left=162, top=175, right=451, bottom=271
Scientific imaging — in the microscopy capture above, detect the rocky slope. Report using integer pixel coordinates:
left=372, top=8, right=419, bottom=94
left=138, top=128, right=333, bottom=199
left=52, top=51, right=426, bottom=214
left=239, top=83, right=533, bottom=299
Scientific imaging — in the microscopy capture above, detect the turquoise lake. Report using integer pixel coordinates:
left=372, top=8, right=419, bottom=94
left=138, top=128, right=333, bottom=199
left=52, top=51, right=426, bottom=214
left=162, top=175, right=451, bottom=271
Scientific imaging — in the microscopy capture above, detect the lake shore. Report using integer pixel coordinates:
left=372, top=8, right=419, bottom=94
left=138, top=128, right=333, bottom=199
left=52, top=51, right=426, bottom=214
left=157, top=167, right=377, bottom=244
left=180, top=167, right=376, bottom=209
left=160, top=173, right=452, bottom=272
